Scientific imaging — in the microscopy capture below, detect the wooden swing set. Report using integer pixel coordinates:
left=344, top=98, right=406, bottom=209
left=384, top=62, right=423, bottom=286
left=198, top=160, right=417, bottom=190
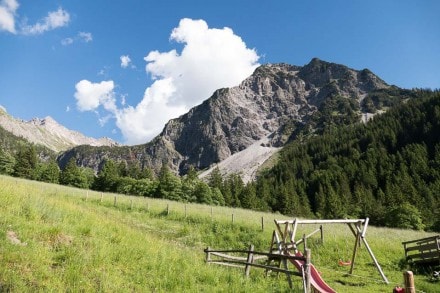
left=271, top=217, right=389, bottom=284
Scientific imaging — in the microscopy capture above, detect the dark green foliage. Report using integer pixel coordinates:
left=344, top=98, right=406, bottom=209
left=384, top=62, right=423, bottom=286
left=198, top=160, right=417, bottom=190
left=93, top=159, right=120, bottom=192
left=13, top=145, right=37, bottom=179
left=255, top=91, right=440, bottom=231
left=60, top=158, right=89, bottom=188
left=36, top=161, right=60, bottom=184
left=0, top=148, right=15, bottom=175
left=157, top=164, right=182, bottom=201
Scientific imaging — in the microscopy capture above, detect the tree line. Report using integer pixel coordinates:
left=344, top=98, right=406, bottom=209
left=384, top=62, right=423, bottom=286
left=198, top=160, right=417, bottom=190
left=1, top=90, right=439, bottom=231
left=255, top=90, right=440, bottom=231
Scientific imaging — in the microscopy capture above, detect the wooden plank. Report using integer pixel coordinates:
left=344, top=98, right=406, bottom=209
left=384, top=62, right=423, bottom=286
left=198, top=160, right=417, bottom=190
left=208, top=260, right=302, bottom=276
left=276, top=219, right=366, bottom=225
left=209, top=261, right=244, bottom=268
left=206, top=250, right=304, bottom=262
left=417, top=242, right=439, bottom=252
left=210, top=252, right=247, bottom=261
left=408, top=251, right=440, bottom=260
left=402, top=235, right=439, bottom=245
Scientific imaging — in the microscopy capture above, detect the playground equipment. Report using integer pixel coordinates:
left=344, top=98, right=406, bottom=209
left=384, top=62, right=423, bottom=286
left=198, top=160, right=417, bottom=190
left=289, top=251, right=336, bottom=293
left=270, top=218, right=389, bottom=285
left=204, top=245, right=314, bottom=292
left=204, top=217, right=388, bottom=292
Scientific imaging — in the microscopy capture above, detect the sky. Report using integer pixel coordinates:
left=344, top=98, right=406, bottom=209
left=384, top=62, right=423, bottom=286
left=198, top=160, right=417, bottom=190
left=1, top=1, right=439, bottom=145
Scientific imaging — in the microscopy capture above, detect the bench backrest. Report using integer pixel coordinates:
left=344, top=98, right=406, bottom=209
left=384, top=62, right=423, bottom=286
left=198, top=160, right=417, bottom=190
left=402, top=236, right=440, bottom=264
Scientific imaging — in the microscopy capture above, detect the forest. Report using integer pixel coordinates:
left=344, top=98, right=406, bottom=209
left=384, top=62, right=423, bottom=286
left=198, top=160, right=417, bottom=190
left=1, top=90, right=439, bottom=231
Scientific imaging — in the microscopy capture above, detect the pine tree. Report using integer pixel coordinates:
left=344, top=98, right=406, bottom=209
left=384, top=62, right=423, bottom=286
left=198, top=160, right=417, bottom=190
left=157, top=164, right=182, bottom=201
left=0, top=149, right=15, bottom=175
left=39, top=161, right=60, bottom=183
left=60, top=158, right=88, bottom=188
left=13, top=145, right=37, bottom=179
left=93, top=159, right=119, bottom=192
left=193, top=181, right=213, bottom=204
left=208, top=166, right=223, bottom=189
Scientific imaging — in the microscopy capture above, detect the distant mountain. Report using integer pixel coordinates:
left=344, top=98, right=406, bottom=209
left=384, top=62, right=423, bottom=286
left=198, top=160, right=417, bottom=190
left=58, top=58, right=412, bottom=180
left=0, top=108, right=118, bottom=153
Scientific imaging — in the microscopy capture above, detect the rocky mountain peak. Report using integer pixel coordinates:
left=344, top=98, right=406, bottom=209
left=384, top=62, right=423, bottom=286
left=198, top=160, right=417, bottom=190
left=152, top=59, right=391, bottom=174
left=57, top=58, right=400, bottom=182
left=0, top=109, right=119, bottom=152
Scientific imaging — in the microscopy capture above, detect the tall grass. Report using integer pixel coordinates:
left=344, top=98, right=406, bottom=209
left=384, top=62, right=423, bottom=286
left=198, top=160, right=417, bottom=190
left=0, top=175, right=438, bottom=292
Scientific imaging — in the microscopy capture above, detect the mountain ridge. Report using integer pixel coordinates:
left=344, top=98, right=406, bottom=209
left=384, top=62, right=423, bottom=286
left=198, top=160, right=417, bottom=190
left=0, top=107, right=118, bottom=152
left=57, top=58, right=407, bottom=181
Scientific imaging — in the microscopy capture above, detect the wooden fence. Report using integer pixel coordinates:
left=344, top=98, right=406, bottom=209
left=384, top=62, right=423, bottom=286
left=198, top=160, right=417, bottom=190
left=204, top=246, right=312, bottom=292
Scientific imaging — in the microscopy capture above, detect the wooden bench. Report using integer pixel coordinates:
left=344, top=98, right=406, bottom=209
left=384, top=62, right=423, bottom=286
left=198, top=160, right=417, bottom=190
left=402, top=235, right=440, bottom=265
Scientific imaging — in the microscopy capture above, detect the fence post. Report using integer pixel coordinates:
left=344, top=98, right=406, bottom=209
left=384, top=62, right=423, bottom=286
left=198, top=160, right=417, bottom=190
left=167, top=204, right=169, bottom=215
left=245, top=244, right=254, bottom=277
left=113, top=195, right=117, bottom=207
left=86, top=190, right=88, bottom=201
left=232, top=213, right=234, bottom=225
left=130, top=199, right=133, bottom=210
left=205, top=247, right=211, bottom=263
left=211, top=207, right=213, bottom=220
left=320, top=225, right=323, bottom=243
left=404, top=271, right=415, bottom=293
left=305, top=248, right=311, bottom=293
left=185, top=204, right=187, bottom=218
left=100, top=192, right=103, bottom=203
left=261, top=216, right=264, bottom=231
left=303, top=233, right=307, bottom=252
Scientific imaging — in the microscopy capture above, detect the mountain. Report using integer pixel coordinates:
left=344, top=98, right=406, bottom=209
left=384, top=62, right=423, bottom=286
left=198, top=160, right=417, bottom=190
left=58, top=58, right=409, bottom=179
left=0, top=108, right=118, bottom=153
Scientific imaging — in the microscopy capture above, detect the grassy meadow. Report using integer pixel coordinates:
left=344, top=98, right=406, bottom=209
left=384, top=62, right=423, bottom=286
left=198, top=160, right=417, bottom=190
left=0, top=175, right=438, bottom=292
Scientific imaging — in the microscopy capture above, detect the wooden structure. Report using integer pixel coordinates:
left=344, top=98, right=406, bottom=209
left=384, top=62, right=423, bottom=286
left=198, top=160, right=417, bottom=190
left=272, top=218, right=389, bottom=284
left=402, top=235, right=440, bottom=265
left=204, top=245, right=312, bottom=292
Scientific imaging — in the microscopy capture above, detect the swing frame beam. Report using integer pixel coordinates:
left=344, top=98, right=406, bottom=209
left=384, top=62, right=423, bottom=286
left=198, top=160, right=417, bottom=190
left=274, top=217, right=389, bottom=284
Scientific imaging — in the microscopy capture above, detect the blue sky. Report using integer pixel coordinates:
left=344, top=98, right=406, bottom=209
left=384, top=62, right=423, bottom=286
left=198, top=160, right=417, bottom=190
left=1, top=0, right=439, bottom=145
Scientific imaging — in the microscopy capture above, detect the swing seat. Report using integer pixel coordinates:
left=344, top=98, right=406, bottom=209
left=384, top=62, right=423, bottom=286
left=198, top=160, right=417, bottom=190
left=338, top=259, right=352, bottom=266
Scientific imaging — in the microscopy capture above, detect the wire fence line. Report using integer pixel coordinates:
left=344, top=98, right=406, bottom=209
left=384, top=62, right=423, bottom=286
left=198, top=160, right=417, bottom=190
left=20, top=178, right=291, bottom=231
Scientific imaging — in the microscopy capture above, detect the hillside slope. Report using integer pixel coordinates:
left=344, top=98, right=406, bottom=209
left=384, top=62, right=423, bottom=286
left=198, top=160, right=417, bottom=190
left=254, top=91, right=440, bottom=230
left=1, top=175, right=438, bottom=292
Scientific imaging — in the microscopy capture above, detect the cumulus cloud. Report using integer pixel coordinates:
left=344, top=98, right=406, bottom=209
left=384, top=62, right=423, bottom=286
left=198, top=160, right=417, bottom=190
left=120, top=55, right=132, bottom=68
left=75, top=18, right=259, bottom=145
left=22, top=7, right=70, bottom=35
left=0, top=0, right=19, bottom=33
left=74, top=80, right=115, bottom=112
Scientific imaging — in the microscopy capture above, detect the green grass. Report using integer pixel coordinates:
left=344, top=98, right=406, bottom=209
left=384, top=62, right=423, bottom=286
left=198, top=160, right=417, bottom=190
left=0, top=175, right=438, bottom=292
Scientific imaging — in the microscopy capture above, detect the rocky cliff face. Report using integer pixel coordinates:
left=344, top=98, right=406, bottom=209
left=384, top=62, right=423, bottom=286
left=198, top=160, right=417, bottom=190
left=58, top=58, right=394, bottom=178
left=156, top=58, right=389, bottom=172
left=0, top=109, right=118, bottom=152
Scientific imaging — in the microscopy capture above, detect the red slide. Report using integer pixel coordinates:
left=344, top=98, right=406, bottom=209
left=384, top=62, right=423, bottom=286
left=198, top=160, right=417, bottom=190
left=288, top=251, right=336, bottom=293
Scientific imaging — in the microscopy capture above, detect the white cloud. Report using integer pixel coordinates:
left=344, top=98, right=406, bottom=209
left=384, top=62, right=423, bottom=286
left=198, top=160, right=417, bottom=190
left=114, top=78, right=186, bottom=144
left=78, top=31, right=92, bottom=42
left=74, top=80, right=115, bottom=112
left=21, top=7, right=70, bottom=35
left=75, top=18, right=259, bottom=145
left=120, top=55, right=131, bottom=68
left=0, top=0, right=19, bottom=33
left=61, top=32, right=92, bottom=46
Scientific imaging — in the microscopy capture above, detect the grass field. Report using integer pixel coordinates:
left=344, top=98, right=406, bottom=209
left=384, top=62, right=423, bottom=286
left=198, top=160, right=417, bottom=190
left=0, top=175, right=438, bottom=292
